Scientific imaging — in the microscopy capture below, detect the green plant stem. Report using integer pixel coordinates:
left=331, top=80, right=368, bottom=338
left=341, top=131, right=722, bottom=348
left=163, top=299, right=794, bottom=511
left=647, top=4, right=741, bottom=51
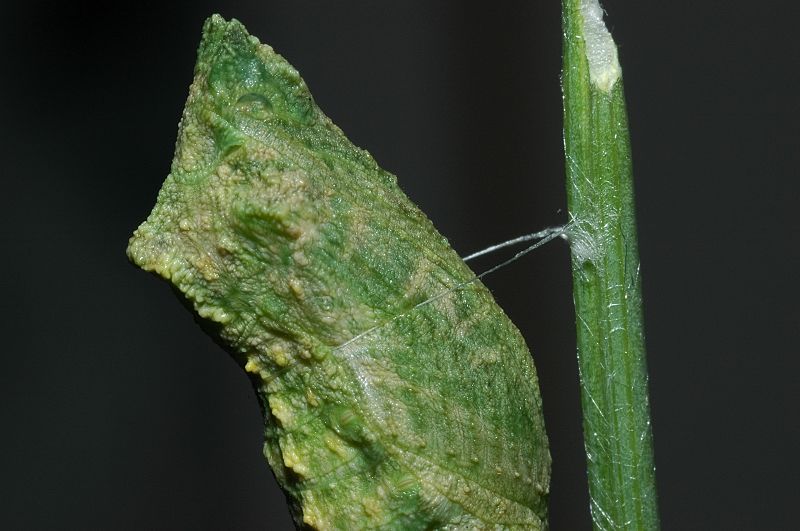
left=561, top=2, right=659, bottom=529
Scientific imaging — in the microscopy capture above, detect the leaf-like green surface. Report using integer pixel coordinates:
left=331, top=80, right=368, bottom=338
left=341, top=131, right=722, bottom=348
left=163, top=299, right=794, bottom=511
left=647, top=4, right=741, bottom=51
left=128, top=15, right=549, bottom=529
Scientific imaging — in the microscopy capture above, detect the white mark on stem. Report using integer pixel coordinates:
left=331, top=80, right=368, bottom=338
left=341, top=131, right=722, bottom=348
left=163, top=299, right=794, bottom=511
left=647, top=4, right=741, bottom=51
left=580, top=0, right=621, bottom=93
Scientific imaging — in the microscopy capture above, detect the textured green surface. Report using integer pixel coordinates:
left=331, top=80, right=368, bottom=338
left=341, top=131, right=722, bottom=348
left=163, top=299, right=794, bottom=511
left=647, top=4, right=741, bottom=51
left=128, top=15, right=549, bottom=530
left=561, top=2, right=659, bottom=529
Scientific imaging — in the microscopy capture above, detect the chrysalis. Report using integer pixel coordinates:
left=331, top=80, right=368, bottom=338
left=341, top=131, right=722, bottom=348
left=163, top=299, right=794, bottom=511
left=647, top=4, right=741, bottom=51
left=128, top=15, right=550, bottom=529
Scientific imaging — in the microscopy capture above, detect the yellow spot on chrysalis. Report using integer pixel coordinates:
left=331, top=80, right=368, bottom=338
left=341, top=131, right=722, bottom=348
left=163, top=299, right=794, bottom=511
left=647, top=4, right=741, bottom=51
left=302, top=508, right=323, bottom=529
left=288, top=277, right=304, bottom=298
left=268, top=344, right=289, bottom=367
left=268, top=396, right=293, bottom=427
left=324, top=433, right=348, bottom=457
left=282, top=449, right=308, bottom=477
left=196, top=304, right=228, bottom=323
left=244, top=358, right=260, bottom=374
left=305, top=388, right=320, bottom=407
left=361, top=497, right=381, bottom=518
left=193, top=253, right=219, bottom=282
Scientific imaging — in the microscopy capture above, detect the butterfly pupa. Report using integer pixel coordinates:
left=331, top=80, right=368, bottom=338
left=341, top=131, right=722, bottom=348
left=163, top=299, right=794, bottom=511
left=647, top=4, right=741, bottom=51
left=127, top=14, right=550, bottom=530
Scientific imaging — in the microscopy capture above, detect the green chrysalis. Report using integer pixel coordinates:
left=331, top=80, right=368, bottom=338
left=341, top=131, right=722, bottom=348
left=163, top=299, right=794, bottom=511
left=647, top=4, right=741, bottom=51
left=128, top=15, right=550, bottom=529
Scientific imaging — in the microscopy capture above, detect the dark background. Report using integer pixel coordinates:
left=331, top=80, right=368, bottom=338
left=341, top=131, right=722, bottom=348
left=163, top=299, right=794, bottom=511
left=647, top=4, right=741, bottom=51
left=2, top=1, right=797, bottom=529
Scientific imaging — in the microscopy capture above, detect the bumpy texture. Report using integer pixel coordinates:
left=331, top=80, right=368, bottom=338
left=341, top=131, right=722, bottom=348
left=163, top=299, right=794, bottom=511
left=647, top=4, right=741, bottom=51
left=128, top=15, right=549, bottom=530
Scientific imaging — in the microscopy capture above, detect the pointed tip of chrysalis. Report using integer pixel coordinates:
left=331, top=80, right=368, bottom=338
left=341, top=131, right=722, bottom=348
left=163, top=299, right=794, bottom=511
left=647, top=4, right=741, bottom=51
left=201, top=14, right=256, bottom=42
left=127, top=13, right=322, bottom=287
left=202, top=14, right=247, bottom=37
left=190, top=14, right=316, bottom=125
left=196, top=14, right=264, bottom=69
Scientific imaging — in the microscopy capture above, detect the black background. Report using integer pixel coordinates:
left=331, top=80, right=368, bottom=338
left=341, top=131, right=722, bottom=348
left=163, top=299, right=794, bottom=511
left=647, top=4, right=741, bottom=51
left=2, top=1, right=798, bottom=529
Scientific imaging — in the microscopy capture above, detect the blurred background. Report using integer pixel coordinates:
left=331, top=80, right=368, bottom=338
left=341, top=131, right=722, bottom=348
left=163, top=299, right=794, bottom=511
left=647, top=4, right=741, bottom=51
left=2, top=1, right=797, bottom=529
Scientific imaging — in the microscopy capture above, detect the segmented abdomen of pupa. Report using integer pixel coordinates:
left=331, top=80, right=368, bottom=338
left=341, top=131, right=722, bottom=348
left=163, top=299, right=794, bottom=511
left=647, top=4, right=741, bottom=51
left=127, top=14, right=550, bottom=530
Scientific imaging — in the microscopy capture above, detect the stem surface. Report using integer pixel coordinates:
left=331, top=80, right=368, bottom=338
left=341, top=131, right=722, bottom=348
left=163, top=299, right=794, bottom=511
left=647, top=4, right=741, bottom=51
left=561, top=2, right=660, bottom=529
